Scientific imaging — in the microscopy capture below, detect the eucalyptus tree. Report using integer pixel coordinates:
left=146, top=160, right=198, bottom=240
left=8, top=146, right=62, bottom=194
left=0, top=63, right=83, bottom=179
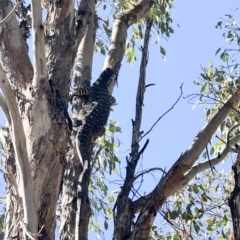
left=0, top=0, right=240, bottom=239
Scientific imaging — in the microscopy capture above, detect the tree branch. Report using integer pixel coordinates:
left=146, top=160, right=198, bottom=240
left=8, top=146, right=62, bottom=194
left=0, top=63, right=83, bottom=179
left=227, top=123, right=240, bottom=144
left=0, top=92, right=11, bottom=126
left=132, top=134, right=240, bottom=213
left=0, top=0, right=33, bottom=88
left=44, top=0, right=95, bottom=106
left=113, top=18, right=153, bottom=240
left=0, top=0, right=23, bottom=26
left=129, top=88, right=240, bottom=239
left=73, top=0, right=96, bottom=51
left=169, top=135, right=240, bottom=194
left=0, top=65, right=38, bottom=237
left=103, top=0, right=155, bottom=94
left=134, top=167, right=166, bottom=182
left=0, top=127, right=23, bottom=238
left=72, top=12, right=97, bottom=115
left=59, top=9, right=98, bottom=240
left=31, top=0, right=47, bottom=88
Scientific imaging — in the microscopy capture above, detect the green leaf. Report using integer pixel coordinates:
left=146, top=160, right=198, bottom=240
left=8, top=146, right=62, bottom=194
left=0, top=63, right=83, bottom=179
left=160, top=46, right=166, bottom=60
left=100, top=47, right=106, bottom=55
left=220, top=121, right=226, bottom=132
left=104, top=219, right=108, bottom=230
left=210, top=147, right=214, bottom=155
left=200, top=73, right=207, bottom=80
left=193, top=220, right=200, bottom=233
left=170, top=210, right=179, bottom=220
left=192, top=184, right=199, bottom=194
left=209, top=60, right=213, bottom=67
left=193, top=80, right=200, bottom=85
left=200, top=83, right=208, bottom=93
left=206, top=109, right=211, bottom=119
left=206, top=69, right=212, bottom=78
left=215, top=47, right=221, bottom=55
left=201, top=192, right=208, bottom=202
left=220, top=52, right=229, bottom=62
left=231, top=114, right=236, bottom=122
left=215, top=21, right=223, bottom=29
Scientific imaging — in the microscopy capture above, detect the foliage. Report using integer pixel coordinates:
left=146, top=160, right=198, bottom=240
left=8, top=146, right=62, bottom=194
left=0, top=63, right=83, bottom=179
left=2, top=1, right=240, bottom=239
left=150, top=11, right=240, bottom=240
left=89, top=120, right=121, bottom=234
left=192, top=11, right=240, bottom=161
left=95, top=0, right=174, bottom=62
left=151, top=171, right=233, bottom=240
left=0, top=213, right=4, bottom=239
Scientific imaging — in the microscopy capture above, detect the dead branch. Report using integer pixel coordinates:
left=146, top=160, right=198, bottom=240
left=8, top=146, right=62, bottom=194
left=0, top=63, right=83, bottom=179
left=113, top=18, right=153, bottom=240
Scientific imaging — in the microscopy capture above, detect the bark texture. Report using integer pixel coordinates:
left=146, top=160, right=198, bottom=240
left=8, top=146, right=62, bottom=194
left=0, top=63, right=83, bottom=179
left=229, top=153, right=240, bottom=239
left=0, top=0, right=95, bottom=238
left=59, top=6, right=97, bottom=240
left=1, top=0, right=239, bottom=239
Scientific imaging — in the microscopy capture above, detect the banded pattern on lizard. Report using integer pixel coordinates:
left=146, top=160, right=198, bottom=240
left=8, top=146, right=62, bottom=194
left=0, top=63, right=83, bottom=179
left=70, top=68, right=115, bottom=164
left=69, top=87, right=116, bottom=105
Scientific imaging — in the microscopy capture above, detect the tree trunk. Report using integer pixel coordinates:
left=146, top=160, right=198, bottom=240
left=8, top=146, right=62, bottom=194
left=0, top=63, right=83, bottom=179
left=229, top=153, right=240, bottom=239
left=1, top=0, right=239, bottom=239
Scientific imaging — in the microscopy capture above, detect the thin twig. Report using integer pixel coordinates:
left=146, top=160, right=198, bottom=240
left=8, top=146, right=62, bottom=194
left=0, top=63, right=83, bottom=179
left=140, top=83, right=183, bottom=141
left=134, top=167, right=166, bottom=181
left=0, top=0, right=23, bottom=26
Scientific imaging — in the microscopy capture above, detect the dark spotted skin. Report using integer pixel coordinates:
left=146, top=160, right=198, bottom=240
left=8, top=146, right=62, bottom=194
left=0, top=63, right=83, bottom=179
left=75, top=68, right=115, bottom=163
left=69, top=87, right=116, bottom=106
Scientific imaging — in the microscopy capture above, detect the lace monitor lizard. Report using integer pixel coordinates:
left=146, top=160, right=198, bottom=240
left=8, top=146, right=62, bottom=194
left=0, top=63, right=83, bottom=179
left=69, top=68, right=116, bottom=164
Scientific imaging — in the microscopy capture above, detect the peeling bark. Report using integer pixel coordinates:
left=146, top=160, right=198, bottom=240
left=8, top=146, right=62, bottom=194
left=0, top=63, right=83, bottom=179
left=0, top=127, right=23, bottom=239
left=1, top=0, right=237, bottom=239
left=59, top=9, right=97, bottom=240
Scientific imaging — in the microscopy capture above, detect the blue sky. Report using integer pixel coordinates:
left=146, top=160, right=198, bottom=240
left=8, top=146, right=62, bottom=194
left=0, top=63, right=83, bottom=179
left=89, top=1, right=239, bottom=238
left=0, top=1, right=239, bottom=239
left=94, top=0, right=239, bottom=191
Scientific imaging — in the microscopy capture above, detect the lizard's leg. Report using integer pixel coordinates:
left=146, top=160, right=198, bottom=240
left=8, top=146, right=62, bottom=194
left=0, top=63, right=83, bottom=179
left=109, top=96, right=116, bottom=106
